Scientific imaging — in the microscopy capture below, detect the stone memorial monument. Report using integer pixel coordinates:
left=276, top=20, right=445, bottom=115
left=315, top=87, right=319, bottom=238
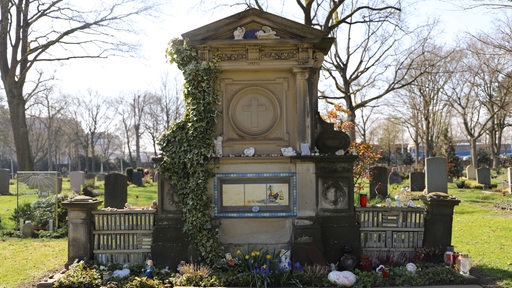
left=153, top=8, right=358, bottom=267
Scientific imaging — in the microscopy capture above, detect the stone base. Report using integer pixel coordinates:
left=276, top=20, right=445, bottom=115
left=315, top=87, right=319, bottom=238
left=152, top=214, right=194, bottom=268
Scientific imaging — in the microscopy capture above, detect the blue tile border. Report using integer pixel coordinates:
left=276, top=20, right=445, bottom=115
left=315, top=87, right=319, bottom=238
left=214, top=173, right=297, bottom=217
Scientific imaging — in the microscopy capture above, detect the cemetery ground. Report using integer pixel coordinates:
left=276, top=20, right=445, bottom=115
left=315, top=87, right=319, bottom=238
left=0, top=175, right=511, bottom=287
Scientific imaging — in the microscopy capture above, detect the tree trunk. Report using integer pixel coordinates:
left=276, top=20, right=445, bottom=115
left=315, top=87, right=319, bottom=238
left=347, top=111, right=357, bottom=141
left=470, top=137, right=478, bottom=168
left=5, top=85, right=34, bottom=171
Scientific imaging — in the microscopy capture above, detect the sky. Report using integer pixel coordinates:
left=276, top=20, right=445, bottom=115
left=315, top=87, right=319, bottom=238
left=50, top=1, right=509, bottom=98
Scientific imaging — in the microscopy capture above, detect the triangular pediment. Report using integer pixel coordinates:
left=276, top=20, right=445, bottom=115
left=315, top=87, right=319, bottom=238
left=182, top=8, right=333, bottom=53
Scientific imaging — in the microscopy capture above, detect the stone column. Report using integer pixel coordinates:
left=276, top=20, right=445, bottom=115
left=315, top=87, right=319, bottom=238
left=422, top=197, right=460, bottom=251
left=293, top=67, right=311, bottom=149
left=62, top=196, right=102, bottom=268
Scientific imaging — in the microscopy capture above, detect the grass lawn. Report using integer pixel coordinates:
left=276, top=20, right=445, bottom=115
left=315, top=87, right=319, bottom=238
left=1, top=175, right=512, bottom=287
left=0, top=238, right=67, bottom=288
left=0, top=177, right=157, bottom=288
left=450, top=184, right=512, bottom=287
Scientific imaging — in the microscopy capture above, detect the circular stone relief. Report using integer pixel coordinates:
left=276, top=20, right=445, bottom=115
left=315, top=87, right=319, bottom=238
left=229, top=87, right=280, bottom=137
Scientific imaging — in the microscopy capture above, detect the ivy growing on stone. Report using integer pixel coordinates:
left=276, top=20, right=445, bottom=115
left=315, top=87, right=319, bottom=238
left=158, top=39, right=222, bottom=265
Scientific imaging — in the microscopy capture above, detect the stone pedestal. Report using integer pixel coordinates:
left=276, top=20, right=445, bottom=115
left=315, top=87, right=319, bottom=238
left=421, top=196, right=460, bottom=250
left=62, top=196, right=102, bottom=268
left=152, top=214, right=191, bottom=268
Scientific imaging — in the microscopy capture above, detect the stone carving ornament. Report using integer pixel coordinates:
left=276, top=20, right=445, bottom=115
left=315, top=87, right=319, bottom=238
left=233, top=27, right=245, bottom=40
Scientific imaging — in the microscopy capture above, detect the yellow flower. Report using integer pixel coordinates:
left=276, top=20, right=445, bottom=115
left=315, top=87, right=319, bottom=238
left=245, top=255, right=249, bottom=260
left=255, top=251, right=260, bottom=256
left=263, top=264, right=267, bottom=269
left=236, top=250, right=241, bottom=255
left=266, top=254, right=272, bottom=260
left=251, top=251, right=256, bottom=257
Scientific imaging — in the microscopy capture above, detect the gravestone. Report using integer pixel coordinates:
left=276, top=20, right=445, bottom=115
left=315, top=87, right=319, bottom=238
left=104, top=173, right=127, bottom=209
left=409, top=171, right=425, bottom=192
left=96, top=173, right=107, bottom=181
left=69, top=171, right=85, bottom=193
left=369, top=166, right=388, bottom=199
left=476, top=167, right=491, bottom=188
left=425, top=157, right=448, bottom=193
left=85, top=173, right=96, bottom=187
left=388, top=167, right=402, bottom=185
left=0, top=168, right=10, bottom=195
left=509, top=167, right=512, bottom=194
left=132, top=171, right=143, bottom=186
left=465, top=165, right=476, bottom=180
left=154, top=9, right=359, bottom=268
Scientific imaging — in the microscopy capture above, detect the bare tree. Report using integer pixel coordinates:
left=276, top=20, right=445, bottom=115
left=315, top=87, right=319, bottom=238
left=144, top=75, right=184, bottom=155
left=96, top=131, right=123, bottom=173
left=0, top=0, right=157, bottom=170
left=377, top=116, right=402, bottom=166
left=114, top=96, right=135, bottom=167
left=396, top=45, right=451, bottom=159
left=444, top=47, right=494, bottom=168
left=115, top=92, right=153, bottom=167
left=28, top=84, right=68, bottom=171
left=130, top=91, right=151, bottom=167
left=68, top=91, right=112, bottom=172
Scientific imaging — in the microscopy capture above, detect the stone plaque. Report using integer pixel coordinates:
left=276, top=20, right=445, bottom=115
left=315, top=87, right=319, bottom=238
left=318, top=178, right=348, bottom=210
left=229, top=87, right=280, bottom=137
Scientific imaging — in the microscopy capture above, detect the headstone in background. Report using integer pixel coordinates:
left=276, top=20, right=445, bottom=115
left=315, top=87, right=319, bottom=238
left=104, top=173, right=127, bottom=209
left=508, top=167, right=512, bottom=194
left=409, top=171, right=425, bottom=192
left=69, top=171, right=85, bottom=193
left=425, top=157, right=448, bottom=193
left=85, top=173, right=96, bottom=187
left=57, top=176, right=62, bottom=194
left=97, top=173, right=107, bottom=181
left=22, top=221, right=35, bottom=238
left=132, top=171, right=143, bottom=186
left=465, top=165, right=476, bottom=180
left=388, top=167, right=402, bottom=185
left=0, top=168, right=10, bottom=195
left=369, top=166, right=388, bottom=199
left=476, top=167, right=491, bottom=188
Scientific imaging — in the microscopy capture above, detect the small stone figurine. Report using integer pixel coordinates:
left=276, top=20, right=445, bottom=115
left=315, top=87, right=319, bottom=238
left=143, top=259, right=155, bottom=279
left=214, top=136, right=223, bottom=157
left=233, top=27, right=245, bottom=40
